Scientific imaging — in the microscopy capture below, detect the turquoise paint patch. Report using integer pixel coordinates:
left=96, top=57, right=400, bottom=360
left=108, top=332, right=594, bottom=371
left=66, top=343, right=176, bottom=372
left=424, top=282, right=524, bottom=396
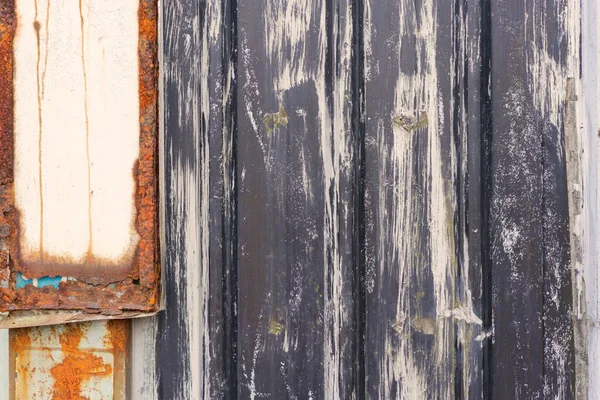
left=15, top=273, right=29, bottom=289
left=16, top=273, right=63, bottom=289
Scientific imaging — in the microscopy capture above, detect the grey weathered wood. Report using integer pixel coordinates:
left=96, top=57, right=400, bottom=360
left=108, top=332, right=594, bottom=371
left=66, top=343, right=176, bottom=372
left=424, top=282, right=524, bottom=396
left=157, top=0, right=583, bottom=398
left=236, top=0, right=361, bottom=397
left=158, top=0, right=230, bottom=398
left=489, top=0, right=577, bottom=397
left=364, top=0, right=485, bottom=397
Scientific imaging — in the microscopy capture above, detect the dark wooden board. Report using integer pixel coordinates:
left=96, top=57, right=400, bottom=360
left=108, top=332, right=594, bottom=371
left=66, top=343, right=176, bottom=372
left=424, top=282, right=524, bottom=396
left=158, top=0, right=581, bottom=398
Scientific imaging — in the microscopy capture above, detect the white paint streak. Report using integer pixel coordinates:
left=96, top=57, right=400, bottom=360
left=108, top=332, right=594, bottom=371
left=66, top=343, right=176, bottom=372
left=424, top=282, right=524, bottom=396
left=264, top=0, right=312, bottom=93
left=374, top=0, right=456, bottom=397
left=13, top=0, right=140, bottom=265
left=164, top=0, right=219, bottom=397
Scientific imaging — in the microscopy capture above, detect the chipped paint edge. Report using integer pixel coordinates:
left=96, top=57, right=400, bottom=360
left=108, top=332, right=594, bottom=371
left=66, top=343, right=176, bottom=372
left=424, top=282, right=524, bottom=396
left=0, top=309, right=158, bottom=329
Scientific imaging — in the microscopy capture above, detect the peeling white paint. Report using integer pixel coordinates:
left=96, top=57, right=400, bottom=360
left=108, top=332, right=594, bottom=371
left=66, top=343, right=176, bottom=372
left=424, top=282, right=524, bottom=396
left=163, top=0, right=218, bottom=397
left=264, top=0, right=312, bottom=93
left=372, top=0, right=457, bottom=397
left=13, top=0, right=140, bottom=267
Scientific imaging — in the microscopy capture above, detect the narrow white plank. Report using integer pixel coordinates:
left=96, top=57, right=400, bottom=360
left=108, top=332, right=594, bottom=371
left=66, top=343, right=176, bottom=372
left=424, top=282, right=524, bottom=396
left=13, top=0, right=139, bottom=266
left=0, top=329, right=8, bottom=400
left=131, top=318, right=157, bottom=400
left=583, top=0, right=600, bottom=397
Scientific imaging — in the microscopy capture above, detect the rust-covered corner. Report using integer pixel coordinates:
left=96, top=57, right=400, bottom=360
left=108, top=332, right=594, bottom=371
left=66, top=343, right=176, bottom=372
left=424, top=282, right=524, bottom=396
left=0, top=0, right=160, bottom=327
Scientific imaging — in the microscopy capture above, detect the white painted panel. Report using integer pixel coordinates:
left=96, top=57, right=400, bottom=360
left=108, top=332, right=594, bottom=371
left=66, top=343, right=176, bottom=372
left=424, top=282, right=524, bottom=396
left=0, top=329, right=8, bottom=400
left=13, top=0, right=139, bottom=267
left=131, top=317, right=157, bottom=400
left=583, top=0, right=600, bottom=397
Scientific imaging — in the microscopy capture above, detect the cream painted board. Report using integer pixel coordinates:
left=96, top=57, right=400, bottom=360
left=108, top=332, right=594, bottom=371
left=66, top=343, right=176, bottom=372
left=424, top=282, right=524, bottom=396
left=13, top=0, right=140, bottom=268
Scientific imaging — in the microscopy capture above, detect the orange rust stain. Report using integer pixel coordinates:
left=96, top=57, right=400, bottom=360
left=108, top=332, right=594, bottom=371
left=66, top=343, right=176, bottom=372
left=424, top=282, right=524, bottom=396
left=136, top=0, right=159, bottom=292
left=10, top=329, right=32, bottom=400
left=0, top=2, right=16, bottom=297
left=49, top=324, right=112, bottom=400
left=0, top=1, right=160, bottom=315
left=105, top=319, right=129, bottom=353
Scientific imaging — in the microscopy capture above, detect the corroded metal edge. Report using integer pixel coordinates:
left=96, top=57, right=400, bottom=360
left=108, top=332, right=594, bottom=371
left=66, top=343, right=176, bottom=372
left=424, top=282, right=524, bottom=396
left=0, top=308, right=158, bottom=329
left=0, top=0, right=160, bottom=322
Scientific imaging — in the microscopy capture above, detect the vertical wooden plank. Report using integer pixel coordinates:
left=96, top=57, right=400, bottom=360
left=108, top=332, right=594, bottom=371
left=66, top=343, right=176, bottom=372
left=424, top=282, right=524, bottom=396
left=582, top=0, right=600, bottom=397
left=236, top=0, right=360, bottom=397
left=463, top=0, right=487, bottom=397
left=489, top=0, right=577, bottom=397
left=158, top=0, right=228, bottom=398
left=363, top=0, right=485, bottom=397
left=131, top=318, right=157, bottom=400
left=489, top=0, right=544, bottom=394
left=0, top=329, right=8, bottom=400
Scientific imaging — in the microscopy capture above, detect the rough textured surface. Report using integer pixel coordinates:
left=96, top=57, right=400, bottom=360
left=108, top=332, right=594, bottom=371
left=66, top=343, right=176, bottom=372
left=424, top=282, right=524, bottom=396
left=156, top=0, right=586, bottom=398
left=8, top=320, right=130, bottom=400
left=0, top=0, right=160, bottom=324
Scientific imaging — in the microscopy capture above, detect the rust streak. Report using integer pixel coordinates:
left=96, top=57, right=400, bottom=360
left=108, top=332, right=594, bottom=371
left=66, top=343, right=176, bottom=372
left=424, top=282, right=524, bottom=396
left=41, top=0, right=50, bottom=98
left=79, top=0, right=94, bottom=260
left=34, top=0, right=45, bottom=260
left=0, top=0, right=160, bottom=317
left=10, top=329, right=32, bottom=400
left=106, top=319, right=130, bottom=397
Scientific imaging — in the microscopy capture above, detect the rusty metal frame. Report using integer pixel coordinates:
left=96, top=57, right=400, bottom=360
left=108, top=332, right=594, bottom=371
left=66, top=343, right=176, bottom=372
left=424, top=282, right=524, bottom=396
left=0, top=0, right=160, bottom=327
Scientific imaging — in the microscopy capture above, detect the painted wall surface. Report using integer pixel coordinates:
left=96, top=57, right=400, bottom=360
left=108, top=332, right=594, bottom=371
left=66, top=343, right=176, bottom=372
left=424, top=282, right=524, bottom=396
left=13, top=0, right=140, bottom=268
left=2, top=0, right=600, bottom=399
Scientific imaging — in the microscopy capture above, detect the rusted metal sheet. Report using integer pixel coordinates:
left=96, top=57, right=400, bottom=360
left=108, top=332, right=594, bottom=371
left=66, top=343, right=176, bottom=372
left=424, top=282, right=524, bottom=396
left=0, top=0, right=160, bottom=327
left=8, top=320, right=129, bottom=400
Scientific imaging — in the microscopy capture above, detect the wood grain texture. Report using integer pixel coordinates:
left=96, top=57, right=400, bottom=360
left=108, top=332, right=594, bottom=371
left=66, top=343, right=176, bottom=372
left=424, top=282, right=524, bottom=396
left=236, top=0, right=360, bottom=397
left=158, top=0, right=227, bottom=398
left=363, top=0, right=485, bottom=397
left=489, top=0, right=578, bottom=397
left=157, top=0, right=583, bottom=398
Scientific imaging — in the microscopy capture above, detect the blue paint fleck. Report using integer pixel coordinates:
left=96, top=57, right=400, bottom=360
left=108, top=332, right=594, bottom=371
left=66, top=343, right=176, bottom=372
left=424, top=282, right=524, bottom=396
left=16, top=272, right=63, bottom=289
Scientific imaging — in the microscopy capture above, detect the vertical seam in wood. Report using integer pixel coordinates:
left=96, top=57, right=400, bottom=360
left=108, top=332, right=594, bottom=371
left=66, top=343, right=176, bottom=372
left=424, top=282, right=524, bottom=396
left=480, top=0, right=493, bottom=396
left=351, top=0, right=366, bottom=397
left=222, top=0, right=238, bottom=396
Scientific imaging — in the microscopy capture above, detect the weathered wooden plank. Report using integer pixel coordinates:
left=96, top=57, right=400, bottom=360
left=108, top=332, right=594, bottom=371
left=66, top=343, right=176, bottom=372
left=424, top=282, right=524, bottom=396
left=236, top=0, right=361, bottom=397
left=158, top=0, right=229, bottom=398
left=155, top=0, right=586, bottom=398
left=363, top=0, right=484, bottom=397
left=489, top=0, right=578, bottom=397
